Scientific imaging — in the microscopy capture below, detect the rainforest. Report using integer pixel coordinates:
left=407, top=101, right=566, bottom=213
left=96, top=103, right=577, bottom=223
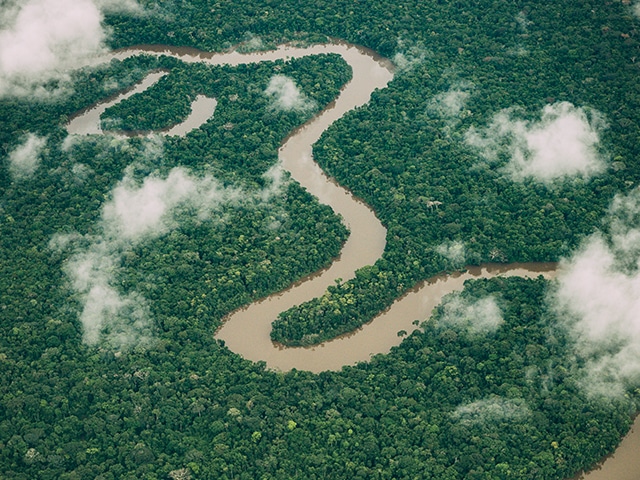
left=2, top=0, right=640, bottom=479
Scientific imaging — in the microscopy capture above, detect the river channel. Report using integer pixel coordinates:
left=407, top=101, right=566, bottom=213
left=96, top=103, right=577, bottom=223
left=67, top=41, right=637, bottom=478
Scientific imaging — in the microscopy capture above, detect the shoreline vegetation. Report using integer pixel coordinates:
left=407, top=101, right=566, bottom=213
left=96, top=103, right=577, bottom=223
left=3, top=0, right=640, bottom=476
left=62, top=41, right=638, bottom=479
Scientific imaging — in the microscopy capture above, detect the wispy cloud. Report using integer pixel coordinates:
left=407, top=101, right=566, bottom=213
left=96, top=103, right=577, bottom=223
left=54, top=137, right=286, bottom=348
left=452, top=397, right=531, bottom=426
left=466, top=102, right=607, bottom=183
left=551, top=187, right=640, bottom=397
left=7, top=133, right=47, bottom=180
left=392, top=38, right=428, bottom=73
left=264, top=75, right=316, bottom=112
left=61, top=244, right=152, bottom=348
left=53, top=138, right=240, bottom=348
left=515, top=11, right=531, bottom=33
left=94, top=0, right=141, bottom=13
left=260, top=164, right=286, bottom=202
left=0, top=0, right=141, bottom=98
left=436, top=240, right=466, bottom=267
left=438, top=294, right=503, bottom=336
left=102, top=167, right=237, bottom=242
left=427, top=84, right=472, bottom=121
left=237, top=32, right=265, bottom=52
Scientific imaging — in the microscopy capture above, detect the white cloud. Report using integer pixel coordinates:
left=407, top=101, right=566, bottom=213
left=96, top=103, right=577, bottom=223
left=264, top=75, right=316, bottom=112
left=393, top=39, right=428, bottom=72
left=452, top=397, right=531, bottom=426
left=552, top=187, right=640, bottom=397
left=54, top=138, right=286, bottom=348
left=63, top=244, right=152, bottom=347
left=465, top=102, right=607, bottom=183
left=102, top=167, right=236, bottom=242
left=7, top=133, right=46, bottom=180
left=0, top=0, right=141, bottom=98
left=71, top=162, right=93, bottom=182
left=56, top=157, right=242, bottom=347
left=260, top=163, right=285, bottom=202
left=428, top=86, right=472, bottom=120
left=95, top=0, right=141, bottom=13
left=515, top=11, right=530, bottom=33
left=438, top=294, right=503, bottom=336
left=238, top=32, right=265, bottom=52
left=436, top=240, right=466, bottom=267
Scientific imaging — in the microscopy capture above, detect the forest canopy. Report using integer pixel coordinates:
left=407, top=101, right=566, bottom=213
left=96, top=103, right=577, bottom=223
left=2, top=0, right=640, bottom=478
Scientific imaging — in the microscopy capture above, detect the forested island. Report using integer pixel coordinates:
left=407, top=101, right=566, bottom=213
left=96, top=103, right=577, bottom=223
left=2, top=0, right=640, bottom=478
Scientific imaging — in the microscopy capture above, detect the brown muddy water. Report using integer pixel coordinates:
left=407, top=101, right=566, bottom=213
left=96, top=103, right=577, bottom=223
left=67, top=71, right=217, bottom=137
left=218, top=262, right=556, bottom=372
left=67, top=42, right=637, bottom=479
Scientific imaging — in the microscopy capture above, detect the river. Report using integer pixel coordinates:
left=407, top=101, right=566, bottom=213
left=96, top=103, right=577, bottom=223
left=66, top=41, right=637, bottom=479
left=67, top=41, right=395, bottom=370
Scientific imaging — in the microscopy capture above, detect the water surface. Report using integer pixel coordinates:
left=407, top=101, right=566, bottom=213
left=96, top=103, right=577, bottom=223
left=66, top=43, right=636, bottom=478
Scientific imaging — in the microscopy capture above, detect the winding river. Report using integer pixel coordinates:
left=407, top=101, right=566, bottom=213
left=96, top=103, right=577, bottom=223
left=67, top=42, right=638, bottom=478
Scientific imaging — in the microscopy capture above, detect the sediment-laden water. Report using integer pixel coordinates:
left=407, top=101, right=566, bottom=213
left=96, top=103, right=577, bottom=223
left=67, top=43, right=636, bottom=478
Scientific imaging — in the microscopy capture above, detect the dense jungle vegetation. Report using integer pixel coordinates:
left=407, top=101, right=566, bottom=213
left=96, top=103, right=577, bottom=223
left=2, top=0, right=640, bottom=478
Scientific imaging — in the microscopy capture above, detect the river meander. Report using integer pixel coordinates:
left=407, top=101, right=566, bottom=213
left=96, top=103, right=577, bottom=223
left=66, top=41, right=637, bottom=479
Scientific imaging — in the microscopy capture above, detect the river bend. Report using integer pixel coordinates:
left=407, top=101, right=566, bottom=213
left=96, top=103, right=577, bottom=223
left=67, top=43, right=558, bottom=373
left=66, top=42, right=638, bottom=478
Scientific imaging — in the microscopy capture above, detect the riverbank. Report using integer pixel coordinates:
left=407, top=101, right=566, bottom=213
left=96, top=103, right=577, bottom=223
left=66, top=41, right=638, bottom=479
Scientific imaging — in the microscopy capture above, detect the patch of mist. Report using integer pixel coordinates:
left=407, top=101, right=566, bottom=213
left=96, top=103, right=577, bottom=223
left=95, top=0, right=141, bottom=13
left=505, top=45, right=529, bottom=57
left=7, top=133, right=47, bottom=180
left=264, top=75, right=316, bottom=113
left=102, top=167, right=237, bottom=242
left=54, top=138, right=288, bottom=348
left=551, top=187, right=640, bottom=398
left=515, top=11, right=531, bottom=33
left=237, top=32, right=265, bottom=52
left=49, top=231, right=83, bottom=251
left=61, top=134, right=85, bottom=153
left=438, top=293, right=503, bottom=336
left=501, top=12, right=531, bottom=57
left=0, top=0, right=142, bottom=98
left=63, top=244, right=153, bottom=348
left=62, top=131, right=152, bottom=165
left=100, top=66, right=154, bottom=94
left=428, top=86, right=471, bottom=119
left=56, top=164, right=241, bottom=348
left=452, top=397, right=531, bottom=426
left=99, top=116, right=123, bottom=132
left=260, top=164, right=286, bottom=202
left=393, top=38, right=428, bottom=73
left=139, top=134, right=164, bottom=162
left=427, top=82, right=474, bottom=132
left=436, top=240, right=466, bottom=267
left=465, top=102, right=607, bottom=183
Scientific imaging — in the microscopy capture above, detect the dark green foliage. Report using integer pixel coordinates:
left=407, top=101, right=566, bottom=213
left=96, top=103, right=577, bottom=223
left=267, top=0, right=638, bottom=344
left=1, top=276, right=635, bottom=479
left=101, top=54, right=351, bottom=133
left=2, top=0, right=640, bottom=478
